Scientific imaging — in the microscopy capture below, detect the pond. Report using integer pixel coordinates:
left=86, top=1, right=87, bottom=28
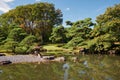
left=0, top=55, right=120, bottom=80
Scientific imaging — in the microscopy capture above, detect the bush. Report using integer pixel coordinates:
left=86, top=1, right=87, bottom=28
left=0, top=39, right=18, bottom=50
left=65, top=37, right=84, bottom=48
left=56, top=44, right=64, bottom=47
left=15, top=46, right=28, bottom=54
left=26, top=46, right=35, bottom=54
left=20, top=35, right=37, bottom=46
left=80, top=35, right=113, bottom=53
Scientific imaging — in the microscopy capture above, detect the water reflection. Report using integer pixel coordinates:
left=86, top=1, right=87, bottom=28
left=0, top=55, right=119, bottom=80
left=105, top=76, right=113, bottom=80
left=9, top=75, right=13, bottom=79
left=83, top=60, right=88, bottom=67
left=79, top=70, right=86, bottom=74
left=91, top=77, right=94, bottom=80
left=0, top=70, right=3, bottom=73
left=99, top=62, right=104, bottom=67
left=63, top=63, right=69, bottom=80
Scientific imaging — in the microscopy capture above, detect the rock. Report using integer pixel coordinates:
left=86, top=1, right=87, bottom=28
left=54, top=57, right=65, bottom=62
left=71, top=57, right=79, bottom=62
left=43, top=56, right=55, bottom=60
left=0, top=53, right=6, bottom=56
left=0, top=60, right=12, bottom=65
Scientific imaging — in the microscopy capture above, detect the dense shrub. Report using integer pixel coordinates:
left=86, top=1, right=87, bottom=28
left=15, top=46, right=28, bottom=54
left=19, top=35, right=37, bottom=46
left=7, top=28, right=27, bottom=42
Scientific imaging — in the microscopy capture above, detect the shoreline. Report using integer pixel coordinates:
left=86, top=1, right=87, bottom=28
left=0, top=55, right=65, bottom=64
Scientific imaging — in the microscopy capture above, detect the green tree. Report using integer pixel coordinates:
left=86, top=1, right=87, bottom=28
left=15, top=35, right=37, bottom=54
left=65, top=18, right=94, bottom=47
left=91, top=4, right=120, bottom=50
left=19, top=35, right=37, bottom=47
left=0, top=26, right=7, bottom=43
left=85, top=4, right=120, bottom=53
left=49, top=25, right=67, bottom=43
left=95, top=4, right=120, bottom=40
left=0, top=24, right=28, bottom=53
left=7, top=27, right=27, bottom=42
left=0, top=2, right=63, bottom=44
left=65, top=21, right=73, bottom=26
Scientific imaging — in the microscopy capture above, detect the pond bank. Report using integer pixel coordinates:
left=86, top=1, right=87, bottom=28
left=0, top=55, right=65, bottom=64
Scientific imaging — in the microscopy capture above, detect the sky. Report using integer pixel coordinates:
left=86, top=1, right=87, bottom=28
left=0, top=0, right=120, bottom=26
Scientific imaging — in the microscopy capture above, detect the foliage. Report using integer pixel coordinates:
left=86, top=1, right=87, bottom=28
left=65, top=21, right=73, bottom=26
left=0, top=26, right=7, bottom=43
left=89, top=4, right=120, bottom=52
left=19, top=35, right=37, bottom=47
left=0, top=39, right=18, bottom=53
left=49, top=25, right=67, bottom=43
left=8, top=27, right=27, bottom=42
left=80, top=34, right=112, bottom=52
left=15, top=46, right=28, bottom=54
left=64, top=4, right=120, bottom=53
left=0, top=2, right=63, bottom=54
left=0, top=23, right=20, bottom=44
left=93, top=4, right=120, bottom=40
left=0, top=23, right=36, bottom=54
left=0, top=2, right=63, bottom=43
left=13, top=35, right=37, bottom=54
left=0, top=23, right=28, bottom=53
left=65, top=18, right=93, bottom=47
left=0, top=3, right=120, bottom=54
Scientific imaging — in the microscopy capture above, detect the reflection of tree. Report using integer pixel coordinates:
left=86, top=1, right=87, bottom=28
left=63, top=63, right=69, bottom=80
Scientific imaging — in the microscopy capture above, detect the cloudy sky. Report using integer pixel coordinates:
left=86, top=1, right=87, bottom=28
left=0, top=0, right=119, bottom=26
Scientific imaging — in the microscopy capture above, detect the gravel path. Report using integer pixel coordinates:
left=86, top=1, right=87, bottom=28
left=0, top=55, right=65, bottom=64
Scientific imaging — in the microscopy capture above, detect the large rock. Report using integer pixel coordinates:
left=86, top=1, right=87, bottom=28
left=0, top=53, right=6, bottom=56
left=0, top=60, right=12, bottom=65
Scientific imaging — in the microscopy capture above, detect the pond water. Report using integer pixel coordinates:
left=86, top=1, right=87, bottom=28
left=0, top=55, right=120, bottom=80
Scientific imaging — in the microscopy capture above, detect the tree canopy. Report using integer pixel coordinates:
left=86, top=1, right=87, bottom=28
left=0, top=2, right=63, bottom=43
left=79, top=4, right=120, bottom=53
left=49, top=25, right=67, bottom=43
left=65, top=18, right=94, bottom=47
left=0, top=2, right=63, bottom=54
left=0, top=3, right=120, bottom=54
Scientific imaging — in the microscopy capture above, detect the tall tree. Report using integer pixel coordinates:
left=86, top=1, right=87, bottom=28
left=0, top=2, right=63, bottom=44
left=65, top=18, right=94, bottom=47
left=65, top=21, right=73, bottom=26
left=87, top=4, right=120, bottom=52
left=95, top=4, right=120, bottom=41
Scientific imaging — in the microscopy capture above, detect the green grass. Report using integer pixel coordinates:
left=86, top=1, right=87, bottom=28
left=0, top=49, right=13, bottom=56
left=43, top=44, right=72, bottom=56
left=43, top=44, right=66, bottom=50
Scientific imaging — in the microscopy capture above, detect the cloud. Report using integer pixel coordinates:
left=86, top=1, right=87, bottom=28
left=96, top=6, right=107, bottom=12
left=96, top=8, right=103, bottom=12
left=4, top=0, right=14, bottom=2
left=0, top=0, right=14, bottom=13
left=35, top=0, right=41, bottom=2
left=66, top=8, right=70, bottom=11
